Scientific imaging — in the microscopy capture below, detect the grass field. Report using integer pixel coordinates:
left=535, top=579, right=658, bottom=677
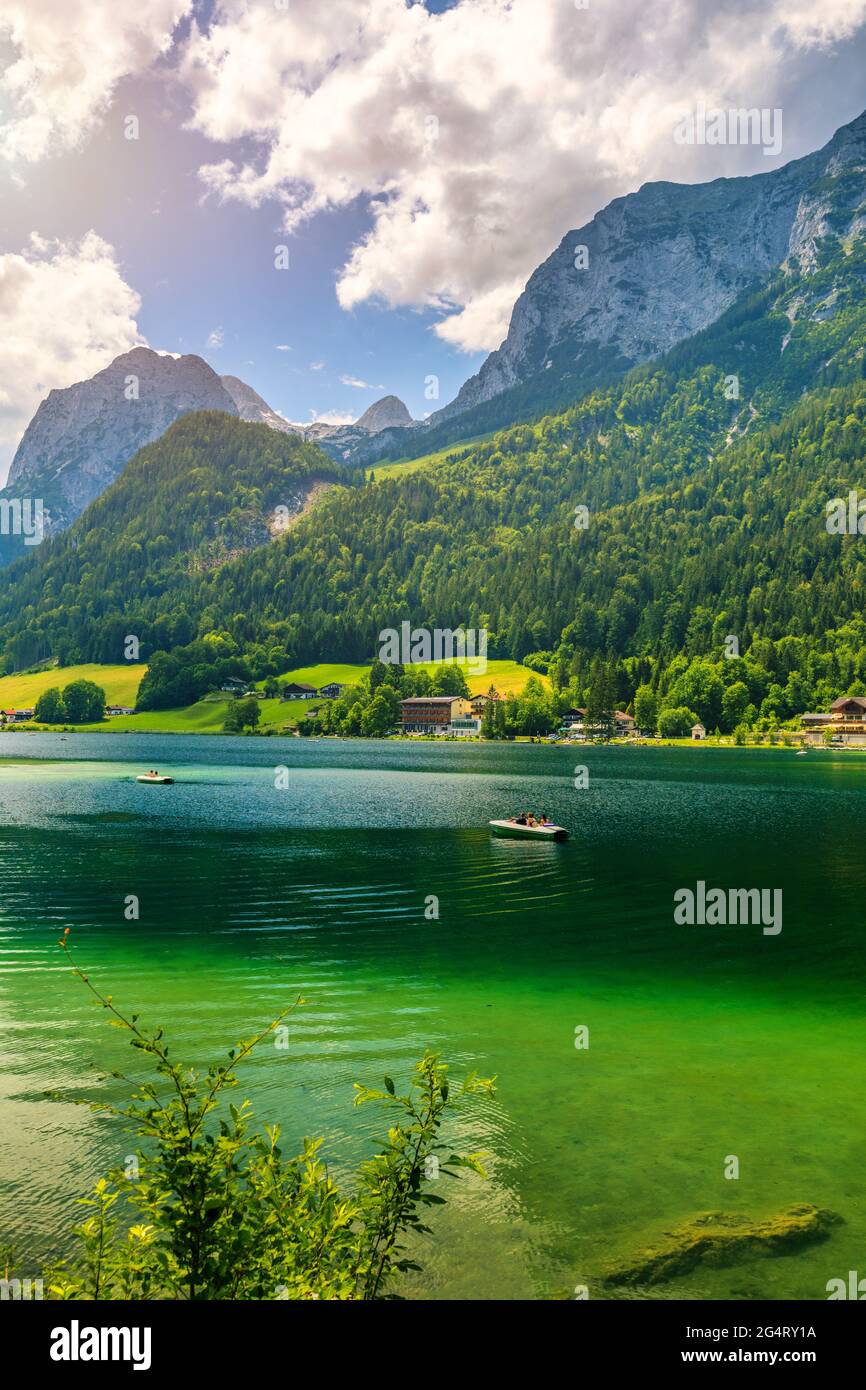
left=2, top=657, right=544, bottom=734
left=258, top=662, right=369, bottom=690
left=0, top=663, right=147, bottom=709
left=369, top=434, right=492, bottom=481
left=272, top=657, right=545, bottom=697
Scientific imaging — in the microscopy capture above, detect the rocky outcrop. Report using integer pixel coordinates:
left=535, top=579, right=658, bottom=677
left=306, top=395, right=417, bottom=462
left=220, top=375, right=297, bottom=433
left=604, top=1204, right=842, bottom=1286
left=431, top=109, right=866, bottom=426
left=5, top=348, right=239, bottom=538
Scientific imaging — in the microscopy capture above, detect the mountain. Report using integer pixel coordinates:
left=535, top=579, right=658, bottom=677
left=355, top=395, right=413, bottom=433
left=0, top=411, right=346, bottom=670
left=306, top=395, right=416, bottom=461
left=220, top=375, right=297, bottom=433
left=3, top=112, right=866, bottom=724
left=360, top=106, right=866, bottom=464
left=3, top=221, right=866, bottom=707
left=0, top=349, right=295, bottom=566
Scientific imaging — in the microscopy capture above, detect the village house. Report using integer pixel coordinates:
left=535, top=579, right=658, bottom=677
left=280, top=682, right=318, bottom=700
left=318, top=682, right=346, bottom=699
left=801, top=696, right=866, bottom=745
left=560, top=708, right=636, bottom=737
left=400, top=695, right=471, bottom=734
left=105, top=705, right=135, bottom=716
left=469, top=691, right=500, bottom=717
left=2, top=708, right=35, bottom=723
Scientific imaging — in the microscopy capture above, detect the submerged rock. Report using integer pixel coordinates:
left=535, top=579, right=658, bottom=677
left=605, top=1204, right=842, bottom=1286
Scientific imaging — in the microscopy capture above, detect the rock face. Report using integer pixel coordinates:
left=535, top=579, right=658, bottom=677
left=430, top=108, right=866, bottom=426
left=6, top=348, right=239, bottom=537
left=1, top=351, right=300, bottom=556
left=220, top=375, right=298, bottom=433
left=604, top=1204, right=842, bottom=1287
left=307, top=395, right=416, bottom=462
left=355, top=394, right=413, bottom=433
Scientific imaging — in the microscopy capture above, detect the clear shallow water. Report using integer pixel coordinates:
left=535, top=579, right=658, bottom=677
left=0, top=732, right=864, bottom=1299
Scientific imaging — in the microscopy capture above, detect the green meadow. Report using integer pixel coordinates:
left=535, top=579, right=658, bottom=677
left=368, top=434, right=493, bottom=481
left=2, top=657, right=544, bottom=734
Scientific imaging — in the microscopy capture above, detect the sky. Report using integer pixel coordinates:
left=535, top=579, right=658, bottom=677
left=2, top=0, right=866, bottom=483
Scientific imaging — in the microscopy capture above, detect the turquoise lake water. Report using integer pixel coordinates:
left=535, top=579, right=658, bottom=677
left=0, top=733, right=863, bottom=1299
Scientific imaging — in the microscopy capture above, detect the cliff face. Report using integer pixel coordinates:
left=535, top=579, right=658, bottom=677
left=6, top=348, right=240, bottom=536
left=430, top=110, right=866, bottom=425
left=220, top=375, right=297, bottom=433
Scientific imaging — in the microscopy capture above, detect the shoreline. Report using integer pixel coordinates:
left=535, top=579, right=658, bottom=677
left=0, top=727, right=849, bottom=752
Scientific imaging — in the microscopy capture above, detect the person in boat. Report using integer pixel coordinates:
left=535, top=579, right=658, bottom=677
left=538, top=813, right=550, bottom=825
left=513, top=811, right=528, bottom=825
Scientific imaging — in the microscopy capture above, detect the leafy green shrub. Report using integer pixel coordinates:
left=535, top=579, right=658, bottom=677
left=657, top=706, right=698, bottom=738
left=45, top=939, right=493, bottom=1301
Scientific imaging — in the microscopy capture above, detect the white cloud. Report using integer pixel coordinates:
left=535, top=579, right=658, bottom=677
left=0, top=0, right=192, bottom=162
left=182, top=0, right=866, bottom=351
left=0, top=232, right=144, bottom=484
left=207, top=326, right=224, bottom=348
left=308, top=361, right=324, bottom=371
left=340, top=374, right=380, bottom=390
left=309, top=409, right=355, bottom=426
left=275, top=343, right=292, bottom=351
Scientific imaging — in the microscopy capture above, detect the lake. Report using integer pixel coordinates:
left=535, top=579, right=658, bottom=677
left=1, top=733, right=863, bottom=1300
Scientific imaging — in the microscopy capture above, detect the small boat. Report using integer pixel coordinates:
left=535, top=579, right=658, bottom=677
left=489, top=819, right=568, bottom=841
left=136, top=773, right=174, bottom=784
left=795, top=748, right=808, bottom=756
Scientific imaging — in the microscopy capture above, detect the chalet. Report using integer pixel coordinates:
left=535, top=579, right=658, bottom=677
left=830, top=696, right=866, bottom=723
left=280, top=682, right=318, bottom=700
left=400, top=696, right=471, bottom=734
left=220, top=678, right=248, bottom=694
left=318, top=682, right=346, bottom=699
left=105, top=705, right=135, bottom=717
left=802, top=696, right=866, bottom=745
left=691, top=722, right=706, bottom=740
left=469, top=691, right=500, bottom=717
left=2, top=708, right=34, bottom=722
left=561, top=708, right=636, bottom=736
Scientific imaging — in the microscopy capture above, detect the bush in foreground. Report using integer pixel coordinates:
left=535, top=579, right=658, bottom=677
left=42, top=937, right=494, bottom=1300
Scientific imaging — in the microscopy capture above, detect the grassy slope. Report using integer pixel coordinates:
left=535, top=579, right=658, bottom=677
left=368, top=434, right=493, bottom=481
left=4, top=658, right=544, bottom=733
left=49, top=696, right=307, bottom=735
left=254, top=658, right=543, bottom=698
left=0, top=663, right=146, bottom=708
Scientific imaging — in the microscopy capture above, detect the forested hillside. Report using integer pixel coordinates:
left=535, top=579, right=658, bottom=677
left=0, top=412, right=347, bottom=670
left=2, top=238, right=866, bottom=727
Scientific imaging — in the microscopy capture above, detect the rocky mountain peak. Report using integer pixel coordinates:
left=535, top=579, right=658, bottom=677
left=220, top=375, right=297, bottom=433
left=355, top=395, right=413, bottom=433
left=429, top=105, right=866, bottom=428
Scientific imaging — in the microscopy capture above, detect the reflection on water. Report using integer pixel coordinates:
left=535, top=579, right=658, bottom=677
left=1, top=733, right=864, bottom=1299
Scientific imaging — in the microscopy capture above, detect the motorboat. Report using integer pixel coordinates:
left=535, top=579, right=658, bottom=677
left=489, top=819, right=568, bottom=841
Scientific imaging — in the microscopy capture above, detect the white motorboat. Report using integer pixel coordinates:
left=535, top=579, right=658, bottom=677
left=489, top=819, right=568, bottom=841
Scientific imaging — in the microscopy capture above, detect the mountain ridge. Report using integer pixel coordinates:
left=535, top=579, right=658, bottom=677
left=356, top=106, right=866, bottom=465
